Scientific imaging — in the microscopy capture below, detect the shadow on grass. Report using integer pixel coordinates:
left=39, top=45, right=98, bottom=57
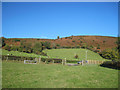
left=100, top=61, right=120, bottom=70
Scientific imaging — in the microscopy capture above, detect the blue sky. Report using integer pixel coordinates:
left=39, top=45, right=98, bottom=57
left=2, top=2, right=118, bottom=39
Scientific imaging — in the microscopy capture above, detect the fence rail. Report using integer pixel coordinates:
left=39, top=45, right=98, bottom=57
left=87, top=60, right=104, bottom=64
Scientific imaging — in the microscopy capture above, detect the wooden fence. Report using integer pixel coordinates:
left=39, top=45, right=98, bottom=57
left=2, top=55, right=105, bottom=65
left=87, top=60, right=104, bottom=64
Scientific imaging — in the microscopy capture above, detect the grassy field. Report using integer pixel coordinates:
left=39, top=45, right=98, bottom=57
left=2, top=49, right=107, bottom=61
left=2, top=49, right=47, bottom=58
left=2, top=61, right=118, bottom=88
left=43, top=48, right=106, bottom=60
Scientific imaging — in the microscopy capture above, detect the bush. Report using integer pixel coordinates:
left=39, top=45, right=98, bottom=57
left=103, top=40, right=106, bottom=43
left=56, top=44, right=60, bottom=47
left=4, top=44, right=11, bottom=51
left=81, top=43, right=87, bottom=49
left=74, top=54, right=78, bottom=59
left=2, top=55, right=35, bottom=61
left=93, top=50, right=100, bottom=53
left=41, top=41, right=51, bottom=49
left=18, top=47, right=23, bottom=52
left=90, top=45, right=93, bottom=48
left=40, top=52, right=47, bottom=56
left=11, top=46, right=19, bottom=51
left=71, top=47, right=75, bottom=48
left=70, top=37, right=72, bottom=39
left=80, top=41, right=83, bottom=43
left=97, top=44, right=100, bottom=49
left=76, top=45, right=80, bottom=48
left=65, top=37, right=67, bottom=39
left=100, top=61, right=120, bottom=70
left=66, top=46, right=71, bottom=48
left=99, top=49, right=118, bottom=60
left=33, top=42, right=42, bottom=53
left=61, top=46, right=71, bottom=49
left=72, top=40, right=75, bottom=42
left=2, top=38, right=6, bottom=47
left=87, top=45, right=94, bottom=51
left=14, top=39, right=20, bottom=42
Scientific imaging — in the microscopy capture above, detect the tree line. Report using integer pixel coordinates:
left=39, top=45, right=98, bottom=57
left=2, top=39, right=51, bottom=56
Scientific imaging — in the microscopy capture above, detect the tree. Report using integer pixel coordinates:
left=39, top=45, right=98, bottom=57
left=97, top=44, right=100, bottom=49
left=33, top=42, right=42, bottom=54
left=88, top=45, right=94, bottom=50
left=81, top=43, right=87, bottom=49
left=117, top=37, right=120, bottom=61
left=103, top=40, right=106, bottom=43
left=19, top=42, right=32, bottom=53
left=56, top=44, right=60, bottom=47
left=65, top=37, right=67, bottom=39
left=76, top=45, right=80, bottom=48
left=18, top=47, right=23, bottom=52
left=42, top=42, right=51, bottom=49
left=74, top=54, right=78, bottom=59
left=80, top=41, right=83, bottom=43
left=4, top=44, right=11, bottom=51
left=72, top=40, right=75, bottom=42
left=100, top=48, right=118, bottom=60
left=90, top=45, right=94, bottom=48
left=57, top=36, right=60, bottom=39
left=11, top=46, right=18, bottom=51
left=14, top=39, right=20, bottom=42
left=2, top=38, right=6, bottom=47
left=52, top=43, right=57, bottom=49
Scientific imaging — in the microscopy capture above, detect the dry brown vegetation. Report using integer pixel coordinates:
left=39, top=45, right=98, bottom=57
left=3, top=35, right=117, bottom=51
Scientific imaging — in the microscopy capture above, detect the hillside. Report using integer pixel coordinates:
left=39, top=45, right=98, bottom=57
left=2, top=49, right=47, bottom=58
left=43, top=48, right=106, bottom=60
left=2, top=35, right=117, bottom=51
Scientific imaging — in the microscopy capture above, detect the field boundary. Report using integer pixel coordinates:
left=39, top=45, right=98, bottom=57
left=2, top=55, right=106, bottom=65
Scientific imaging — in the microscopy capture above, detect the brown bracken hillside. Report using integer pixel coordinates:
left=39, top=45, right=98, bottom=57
left=3, top=35, right=117, bottom=51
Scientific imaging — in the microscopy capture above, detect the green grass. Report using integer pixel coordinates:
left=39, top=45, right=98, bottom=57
left=43, top=48, right=106, bottom=60
left=2, top=49, right=47, bottom=58
left=2, top=61, right=118, bottom=88
left=2, top=49, right=108, bottom=61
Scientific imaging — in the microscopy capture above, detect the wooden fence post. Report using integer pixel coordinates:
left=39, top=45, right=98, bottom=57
left=62, top=59, right=64, bottom=65
left=89, top=60, right=91, bottom=64
left=82, top=60, right=83, bottom=65
left=6, top=56, right=8, bottom=61
left=45, top=60, right=47, bottom=64
left=95, top=60, right=97, bottom=64
left=39, top=56, right=41, bottom=64
left=65, top=58, right=66, bottom=65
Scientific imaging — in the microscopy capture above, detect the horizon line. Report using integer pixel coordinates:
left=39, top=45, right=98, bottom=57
left=1, top=35, right=118, bottom=39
